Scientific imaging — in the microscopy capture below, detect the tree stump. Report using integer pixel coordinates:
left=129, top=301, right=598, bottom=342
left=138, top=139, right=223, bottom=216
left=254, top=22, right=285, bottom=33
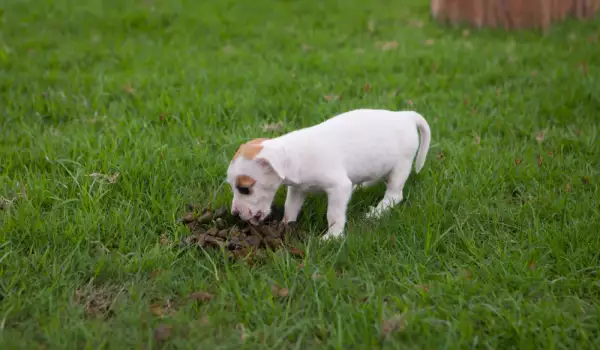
left=431, top=0, right=600, bottom=30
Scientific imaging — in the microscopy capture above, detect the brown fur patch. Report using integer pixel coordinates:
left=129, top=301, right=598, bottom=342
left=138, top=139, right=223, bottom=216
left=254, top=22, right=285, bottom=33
left=233, top=138, right=269, bottom=160
left=235, top=175, right=256, bottom=187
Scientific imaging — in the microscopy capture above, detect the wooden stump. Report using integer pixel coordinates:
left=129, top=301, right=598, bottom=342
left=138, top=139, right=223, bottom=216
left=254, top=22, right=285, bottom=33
left=431, top=0, right=600, bottom=30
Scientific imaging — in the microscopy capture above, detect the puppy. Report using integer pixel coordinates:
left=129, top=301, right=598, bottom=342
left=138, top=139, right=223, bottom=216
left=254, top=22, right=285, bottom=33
left=226, top=108, right=431, bottom=240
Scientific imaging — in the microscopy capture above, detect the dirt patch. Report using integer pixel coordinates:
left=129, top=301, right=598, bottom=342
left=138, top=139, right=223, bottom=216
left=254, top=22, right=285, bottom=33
left=154, top=323, right=173, bottom=342
left=73, top=283, right=125, bottom=319
left=179, top=204, right=306, bottom=264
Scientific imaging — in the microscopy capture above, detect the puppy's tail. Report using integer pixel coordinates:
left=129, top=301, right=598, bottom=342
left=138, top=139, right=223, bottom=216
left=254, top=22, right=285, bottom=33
left=411, top=112, right=431, bottom=173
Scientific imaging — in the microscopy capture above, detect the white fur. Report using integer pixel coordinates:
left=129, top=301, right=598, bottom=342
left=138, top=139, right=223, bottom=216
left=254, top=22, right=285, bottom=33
left=226, top=109, right=431, bottom=239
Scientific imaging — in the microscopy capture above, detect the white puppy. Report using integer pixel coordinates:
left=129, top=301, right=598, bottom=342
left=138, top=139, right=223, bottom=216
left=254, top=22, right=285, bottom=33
left=226, top=108, right=431, bottom=240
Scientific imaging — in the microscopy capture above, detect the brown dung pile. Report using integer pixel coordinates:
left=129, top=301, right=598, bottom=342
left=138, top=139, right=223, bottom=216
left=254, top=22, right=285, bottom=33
left=179, top=204, right=306, bottom=263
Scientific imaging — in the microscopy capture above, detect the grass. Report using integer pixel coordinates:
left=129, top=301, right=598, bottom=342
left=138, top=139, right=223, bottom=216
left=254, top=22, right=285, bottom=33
left=1, top=0, right=599, bottom=348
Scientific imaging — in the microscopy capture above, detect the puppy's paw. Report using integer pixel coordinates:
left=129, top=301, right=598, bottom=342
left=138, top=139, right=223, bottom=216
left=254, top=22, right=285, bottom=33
left=321, top=228, right=344, bottom=241
left=365, top=206, right=383, bottom=219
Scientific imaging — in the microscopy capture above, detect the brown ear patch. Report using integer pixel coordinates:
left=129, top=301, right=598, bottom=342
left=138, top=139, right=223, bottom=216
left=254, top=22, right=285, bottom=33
left=233, top=138, right=269, bottom=160
left=235, top=175, right=256, bottom=187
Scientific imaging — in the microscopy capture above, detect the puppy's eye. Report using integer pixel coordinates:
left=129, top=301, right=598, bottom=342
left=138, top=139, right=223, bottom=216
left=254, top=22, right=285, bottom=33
left=236, top=186, right=251, bottom=195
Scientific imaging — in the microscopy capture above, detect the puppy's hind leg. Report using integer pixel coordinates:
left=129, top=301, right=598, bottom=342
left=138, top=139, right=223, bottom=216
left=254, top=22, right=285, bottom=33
left=366, top=156, right=413, bottom=219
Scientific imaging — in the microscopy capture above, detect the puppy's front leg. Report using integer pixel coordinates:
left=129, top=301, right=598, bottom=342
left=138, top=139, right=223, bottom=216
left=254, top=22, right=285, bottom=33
left=284, top=186, right=306, bottom=223
left=322, top=179, right=353, bottom=240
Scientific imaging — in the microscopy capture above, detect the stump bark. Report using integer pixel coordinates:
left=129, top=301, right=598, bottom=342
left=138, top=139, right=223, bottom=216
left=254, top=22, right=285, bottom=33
left=431, top=0, right=600, bottom=30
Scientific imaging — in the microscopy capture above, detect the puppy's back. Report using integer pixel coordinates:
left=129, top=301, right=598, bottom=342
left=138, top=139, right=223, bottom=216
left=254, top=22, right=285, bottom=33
left=288, top=109, right=421, bottom=179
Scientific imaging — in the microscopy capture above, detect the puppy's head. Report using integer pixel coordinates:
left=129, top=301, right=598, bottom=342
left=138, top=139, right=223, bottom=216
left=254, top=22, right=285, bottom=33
left=226, top=138, right=288, bottom=225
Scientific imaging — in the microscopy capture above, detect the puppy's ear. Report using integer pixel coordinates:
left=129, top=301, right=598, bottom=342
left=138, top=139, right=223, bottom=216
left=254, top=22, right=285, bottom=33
left=255, top=147, right=287, bottom=180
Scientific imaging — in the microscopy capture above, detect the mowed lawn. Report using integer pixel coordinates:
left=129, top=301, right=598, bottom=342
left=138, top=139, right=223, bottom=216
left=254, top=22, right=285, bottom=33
left=1, top=0, right=599, bottom=348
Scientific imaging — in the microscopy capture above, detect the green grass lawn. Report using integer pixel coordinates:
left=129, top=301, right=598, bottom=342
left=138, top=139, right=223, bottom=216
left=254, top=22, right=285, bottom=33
left=1, top=0, right=599, bottom=348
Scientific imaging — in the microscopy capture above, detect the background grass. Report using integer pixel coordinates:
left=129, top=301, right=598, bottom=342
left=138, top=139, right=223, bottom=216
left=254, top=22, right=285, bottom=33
left=1, top=0, right=599, bottom=348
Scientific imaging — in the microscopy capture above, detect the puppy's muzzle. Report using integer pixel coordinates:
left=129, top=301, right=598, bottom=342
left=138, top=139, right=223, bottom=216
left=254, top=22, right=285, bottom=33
left=249, top=211, right=263, bottom=225
left=232, top=208, right=264, bottom=224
